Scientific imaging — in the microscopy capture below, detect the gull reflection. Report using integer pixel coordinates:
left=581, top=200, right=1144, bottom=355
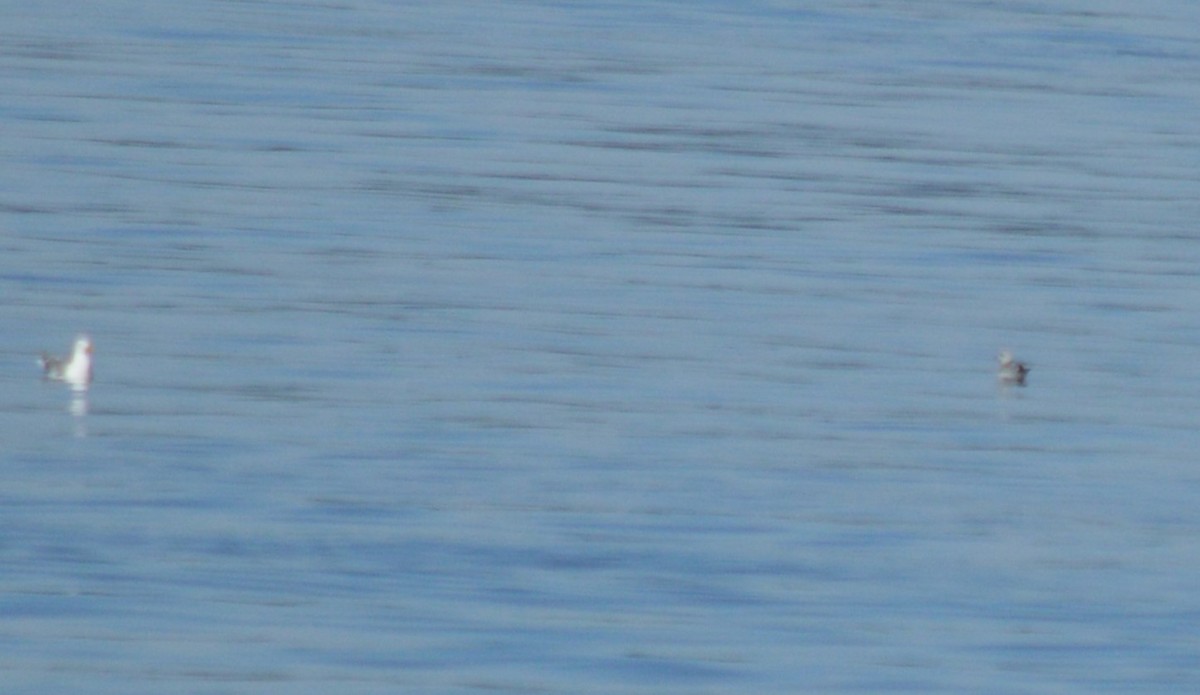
left=70, top=387, right=89, bottom=437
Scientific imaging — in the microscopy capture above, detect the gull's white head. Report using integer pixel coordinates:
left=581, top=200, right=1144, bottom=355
left=74, top=335, right=93, bottom=358
left=998, top=349, right=1014, bottom=367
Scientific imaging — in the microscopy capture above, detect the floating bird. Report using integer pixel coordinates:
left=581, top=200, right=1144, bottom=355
left=39, top=335, right=93, bottom=390
left=997, top=349, right=1029, bottom=386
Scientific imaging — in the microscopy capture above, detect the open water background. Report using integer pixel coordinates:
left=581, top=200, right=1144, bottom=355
left=4, top=2, right=1200, bottom=693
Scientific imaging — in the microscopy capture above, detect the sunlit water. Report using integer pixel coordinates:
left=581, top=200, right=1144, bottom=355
left=4, top=2, right=1200, bottom=693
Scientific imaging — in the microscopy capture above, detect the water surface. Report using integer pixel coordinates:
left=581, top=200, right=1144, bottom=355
left=4, top=2, right=1200, bottom=693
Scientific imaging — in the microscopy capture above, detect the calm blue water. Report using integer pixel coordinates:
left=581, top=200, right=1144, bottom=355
left=5, top=2, right=1200, bottom=693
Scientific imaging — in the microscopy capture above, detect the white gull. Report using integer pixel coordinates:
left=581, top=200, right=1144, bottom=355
left=997, top=349, right=1029, bottom=387
left=39, top=335, right=93, bottom=391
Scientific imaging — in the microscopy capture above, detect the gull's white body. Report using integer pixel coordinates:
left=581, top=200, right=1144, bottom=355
left=997, top=349, right=1029, bottom=387
left=40, top=335, right=93, bottom=390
